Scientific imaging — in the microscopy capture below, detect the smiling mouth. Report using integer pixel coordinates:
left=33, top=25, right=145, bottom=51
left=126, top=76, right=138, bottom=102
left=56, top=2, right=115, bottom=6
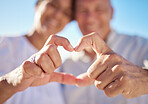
left=84, top=25, right=101, bottom=33
left=84, top=28, right=96, bottom=33
left=44, top=18, right=60, bottom=29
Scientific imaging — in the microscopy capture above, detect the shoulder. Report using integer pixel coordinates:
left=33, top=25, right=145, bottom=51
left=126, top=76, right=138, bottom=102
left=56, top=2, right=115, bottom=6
left=117, top=33, right=148, bottom=46
left=0, top=35, right=26, bottom=46
left=0, top=35, right=30, bottom=54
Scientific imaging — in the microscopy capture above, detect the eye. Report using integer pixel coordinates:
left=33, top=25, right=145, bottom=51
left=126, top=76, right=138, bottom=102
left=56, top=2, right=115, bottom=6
left=48, top=2, right=59, bottom=9
left=96, top=7, right=103, bottom=12
left=95, top=6, right=107, bottom=13
left=79, top=8, right=88, bottom=14
left=63, top=10, right=71, bottom=18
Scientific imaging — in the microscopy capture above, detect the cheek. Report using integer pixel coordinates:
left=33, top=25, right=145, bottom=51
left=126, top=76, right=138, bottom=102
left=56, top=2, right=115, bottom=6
left=76, top=13, right=84, bottom=22
left=58, top=19, right=70, bottom=31
left=98, top=14, right=111, bottom=27
left=40, top=13, right=48, bottom=28
left=64, top=18, right=70, bottom=24
left=76, top=16, right=85, bottom=28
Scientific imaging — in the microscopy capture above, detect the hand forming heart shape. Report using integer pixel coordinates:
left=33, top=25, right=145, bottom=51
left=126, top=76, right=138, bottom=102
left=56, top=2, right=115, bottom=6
left=3, top=32, right=147, bottom=98
left=26, top=32, right=112, bottom=88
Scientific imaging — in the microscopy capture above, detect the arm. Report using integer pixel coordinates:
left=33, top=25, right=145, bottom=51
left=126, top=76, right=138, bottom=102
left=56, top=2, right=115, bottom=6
left=0, top=35, right=77, bottom=103
left=0, top=75, right=16, bottom=104
left=75, top=32, right=148, bottom=98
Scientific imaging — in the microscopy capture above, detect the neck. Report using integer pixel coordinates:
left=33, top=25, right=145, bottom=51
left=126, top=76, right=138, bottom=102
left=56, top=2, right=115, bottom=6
left=25, top=29, right=48, bottom=50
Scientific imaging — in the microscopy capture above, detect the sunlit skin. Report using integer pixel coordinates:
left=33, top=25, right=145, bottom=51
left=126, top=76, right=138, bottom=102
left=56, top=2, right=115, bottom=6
left=27, top=0, right=72, bottom=50
left=36, top=0, right=72, bottom=36
left=75, top=0, right=113, bottom=41
left=1, top=0, right=147, bottom=102
left=75, top=0, right=113, bottom=60
left=74, top=0, right=148, bottom=98
left=0, top=0, right=76, bottom=103
left=75, top=32, right=148, bottom=98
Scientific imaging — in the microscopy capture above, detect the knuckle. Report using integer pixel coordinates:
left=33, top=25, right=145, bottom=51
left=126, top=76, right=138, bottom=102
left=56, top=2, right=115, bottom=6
left=92, top=32, right=98, bottom=37
left=100, top=54, right=114, bottom=64
left=40, top=53, right=46, bottom=61
left=63, top=38, right=70, bottom=44
left=42, top=62, right=51, bottom=73
left=104, top=88, right=114, bottom=97
left=111, top=53, right=118, bottom=58
left=87, top=70, right=95, bottom=79
left=112, top=64, right=125, bottom=74
left=90, top=32, right=100, bottom=39
left=22, top=61, right=32, bottom=69
left=50, top=34, right=56, bottom=40
left=96, top=77, right=105, bottom=90
left=122, top=75, right=128, bottom=81
left=92, top=32, right=97, bottom=34
left=48, top=34, right=56, bottom=43
left=46, top=63, right=55, bottom=74
left=49, top=68, right=55, bottom=74
left=108, top=54, right=117, bottom=60
left=55, top=58, right=62, bottom=68
left=104, top=86, right=116, bottom=97
left=95, top=81, right=104, bottom=90
left=47, top=69, right=54, bottom=74
left=111, top=53, right=122, bottom=62
left=95, top=83, right=100, bottom=89
left=112, top=64, right=120, bottom=72
left=121, top=75, right=130, bottom=85
left=36, top=53, right=47, bottom=64
left=96, top=75, right=103, bottom=82
left=106, top=54, right=120, bottom=63
left=80, top=36, right=87, bottom=43
left=47, top=44, right=56, bottom=53
left=89, top=31, right=97, bottom=36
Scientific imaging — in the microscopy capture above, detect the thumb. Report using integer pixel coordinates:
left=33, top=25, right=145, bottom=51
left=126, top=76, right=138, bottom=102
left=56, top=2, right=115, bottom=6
left=75, top=32, right=112, bottom=55
left=44, top=35, right=74, bottom=52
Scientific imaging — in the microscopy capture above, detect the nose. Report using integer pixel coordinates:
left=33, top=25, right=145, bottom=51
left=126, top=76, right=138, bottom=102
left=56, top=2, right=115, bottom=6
left=86, top=11, right=97, bottom=24
left=53, top=9, right=63, bottom=19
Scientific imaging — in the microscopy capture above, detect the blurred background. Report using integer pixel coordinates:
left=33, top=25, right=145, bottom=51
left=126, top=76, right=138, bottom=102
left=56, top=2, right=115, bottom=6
left=0, top=0, right=148, bottom=59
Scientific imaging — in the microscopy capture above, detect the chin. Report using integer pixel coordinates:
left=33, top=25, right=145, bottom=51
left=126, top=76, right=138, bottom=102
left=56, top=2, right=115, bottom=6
left=46, top=29, right=56, bottom=34
left=82, top=31, right=95, bottom=35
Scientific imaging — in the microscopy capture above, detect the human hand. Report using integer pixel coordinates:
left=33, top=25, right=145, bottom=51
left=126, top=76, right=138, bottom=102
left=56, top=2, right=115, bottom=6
left=2, top=35, right=77, bottom=92
left=75, top=32, right=148, bottom=98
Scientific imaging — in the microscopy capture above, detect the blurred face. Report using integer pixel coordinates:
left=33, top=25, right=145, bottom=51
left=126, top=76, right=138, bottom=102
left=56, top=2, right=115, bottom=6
left=75, top=0, right=113, bottom=40
left=34, top=0, right=72, bottom=36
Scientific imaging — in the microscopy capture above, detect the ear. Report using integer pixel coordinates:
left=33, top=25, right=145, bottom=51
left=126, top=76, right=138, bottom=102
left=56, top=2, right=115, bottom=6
left=110, top=6, right=114, bottom=20
left=35, top=4, right=40, bottom=12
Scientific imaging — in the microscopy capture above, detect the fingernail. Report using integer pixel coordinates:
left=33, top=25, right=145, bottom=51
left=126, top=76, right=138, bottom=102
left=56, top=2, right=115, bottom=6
left=41, top=73, right=45, bottom=78
left=74, top=46, right=79, bottom=52
left=68, top=44, right=74, bottom=51
left=95, top=80, right=102, bottom=85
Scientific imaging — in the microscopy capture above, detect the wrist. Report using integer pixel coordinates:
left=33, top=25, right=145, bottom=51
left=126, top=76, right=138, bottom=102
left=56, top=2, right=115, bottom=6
left=0, top=75, right=17, bottom=94
left=141, top=67, right=148, bottom=95
left=0, top=76, right=17, bottom=103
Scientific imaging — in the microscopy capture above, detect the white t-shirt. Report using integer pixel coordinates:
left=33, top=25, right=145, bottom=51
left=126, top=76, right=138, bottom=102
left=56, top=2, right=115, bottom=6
left=61, top=30, right=148, bottom=104
left=0, top=36, right=65, bottom=104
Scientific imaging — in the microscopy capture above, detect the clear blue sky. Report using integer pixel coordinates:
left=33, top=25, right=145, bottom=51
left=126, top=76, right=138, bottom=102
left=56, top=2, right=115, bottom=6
left=0, top=0, right=148, bottom=42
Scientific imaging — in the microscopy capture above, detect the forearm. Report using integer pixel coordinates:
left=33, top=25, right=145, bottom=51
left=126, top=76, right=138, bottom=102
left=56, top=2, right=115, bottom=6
left=0, top=76, right=16, bottom=104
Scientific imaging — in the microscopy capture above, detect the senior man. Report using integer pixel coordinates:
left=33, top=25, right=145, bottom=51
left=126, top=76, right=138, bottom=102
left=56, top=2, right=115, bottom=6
left=61, top=0, right=148, bottom=104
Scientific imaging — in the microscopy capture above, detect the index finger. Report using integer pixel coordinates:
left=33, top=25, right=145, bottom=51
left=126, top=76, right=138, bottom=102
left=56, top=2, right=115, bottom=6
left=44, top=35, right=74, bottom=52
left=75, top=32, right=112, bottom=55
